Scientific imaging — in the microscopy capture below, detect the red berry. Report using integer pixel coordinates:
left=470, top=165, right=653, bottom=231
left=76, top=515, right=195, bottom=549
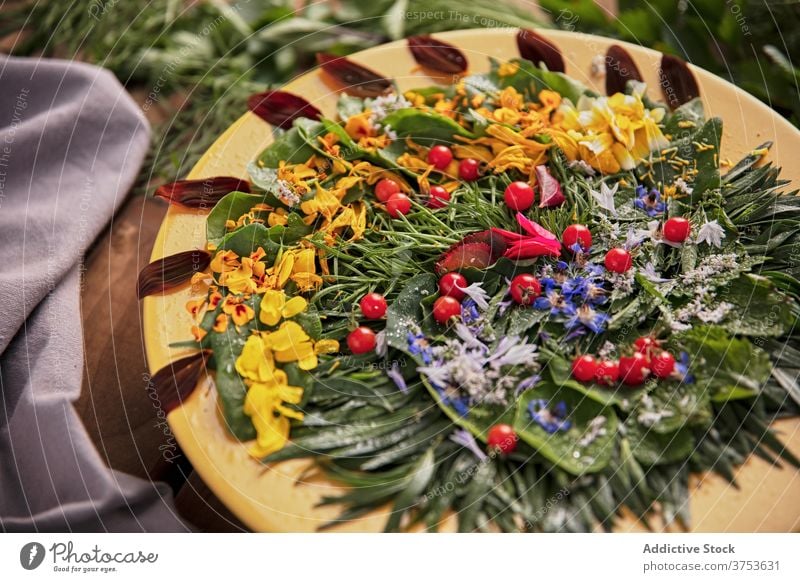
left=428, top=186, right=451, bottom=209
left=439, top=272, right=468, bottom=301
left=347, top=326, right=376, bottom=354
left=487, top=424, right=518, bottom=454
left=594, top=360, right=620, bottom=385
left=663, top=217, right=691, bottom=243
left=427, top=145, right=453, bottom=169
left=650, top=350, right=676, bottom=379
left=619, top=353, right=649, bottom=386
left=374, top=178, right=401, bottom=202
left=433, top=296, right=461, bottom=325
left=359, top=292, right=387, bottom=319
left=604, top=248, right=633, bottom=273
left=386, top=193, right=411, bottom=218
left=634, top=336, right=660, bottom=357
left=562, top=224, right=592, bottom=251
left=458, top=158, right=480, bottom=181
left=509, top=274, right=541, bottom=305
left=504, top=181, right=535, bottom=212
left=572, top=354, right=599, bottom=382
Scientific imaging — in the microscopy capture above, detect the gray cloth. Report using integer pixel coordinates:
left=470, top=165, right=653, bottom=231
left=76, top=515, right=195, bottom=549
left=0, top=55, right=188, bottom=531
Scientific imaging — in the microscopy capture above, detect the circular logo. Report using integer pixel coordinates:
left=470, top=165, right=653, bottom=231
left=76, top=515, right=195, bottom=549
left=19, top=542, right=45, bottom=570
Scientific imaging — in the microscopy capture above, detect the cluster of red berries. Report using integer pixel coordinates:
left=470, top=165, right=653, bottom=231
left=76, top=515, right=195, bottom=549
left=375, top=145, right=482, bottom=218
left=346, top=292, right=388, bottom=355
left=571, top=336, right=677, bottom=387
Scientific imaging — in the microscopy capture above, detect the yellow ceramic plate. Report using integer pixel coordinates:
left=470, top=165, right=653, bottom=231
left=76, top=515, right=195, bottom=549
left=144, top=28, right=800, bottom=532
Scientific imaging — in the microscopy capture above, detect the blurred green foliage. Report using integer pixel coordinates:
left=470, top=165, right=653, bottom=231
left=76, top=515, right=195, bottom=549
left=3, top=0, right=797, bottom=183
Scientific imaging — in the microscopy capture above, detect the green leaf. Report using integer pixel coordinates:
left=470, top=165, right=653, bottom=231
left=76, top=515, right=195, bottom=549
left=645, top=117, right=721, bottom=198
left=381, top=108, right=475, bottom=144
left=678, top=325, right=772, bottom=401
left=514, top=381, right=618, bottom=475
left=385, top=273, right=437, bottom=354
left=489, top=58, right=589, bottom=105
left=206, top=191, right=266, bottom=245
left=384, top=447, right=435, bottom=532
left=626, top=418, right=695, bottom=466
left=257, top=124, right=317, bottom=168
left=720, top=274, right=793, bottom=337
left=216, top=223, right=281, bottom=261
left=205, top=295, right=261, bottom=441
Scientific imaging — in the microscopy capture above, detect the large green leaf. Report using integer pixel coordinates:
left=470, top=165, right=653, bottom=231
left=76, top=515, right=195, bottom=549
left=205, top=294, right=262, bottom=441
left=678, top=325, right=772, bottom=401
left=381, top=108, right=475, bottom=144
left=721, top=274, right=793, bottom=337
left=207, top=191, right=266, bottom=245
left=257, top=124, right=317, bottom=167
left=514, top=381, right=618, bottom=475
left=385, top=273, right=437, bottom=354
left=644, top=117, right=722, bottom=198
left=625, top=418, right=695, bottom=466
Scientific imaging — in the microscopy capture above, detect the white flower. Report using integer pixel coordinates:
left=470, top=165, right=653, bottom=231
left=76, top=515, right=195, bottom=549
left=590, top=181, right=618, bottom=216
left=674, top=177, right=694, bottom=195
left=368, top=93, right=411, bottom=124
left=641, top=262, right=672, bottom=283
left=375, top=330, right=387, bottom=357
left=567, top=159, right=596, bottom=176
left=696, top=219, right=726, bottom=247
left=460, top=282, right=490, bottom=310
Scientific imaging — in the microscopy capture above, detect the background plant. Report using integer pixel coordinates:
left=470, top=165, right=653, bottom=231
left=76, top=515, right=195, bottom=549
left=4, top=0, right=797, bottom=188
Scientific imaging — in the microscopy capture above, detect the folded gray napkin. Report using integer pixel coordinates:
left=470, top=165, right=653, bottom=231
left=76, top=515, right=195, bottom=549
left=0, top=55, right=187, bottom=531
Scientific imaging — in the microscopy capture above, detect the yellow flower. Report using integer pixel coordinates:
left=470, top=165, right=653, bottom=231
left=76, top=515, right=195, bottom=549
left=261, top=321, right=340, bottom=371
left=219, top=256, right=259, bottom=294
left=243, top=373, right=305, bottom=457
left=259, top=289, right=308, bottom=326
left=497, top=61, right=520, bottom=77
left=209, top=249, right=240, bottom=273
left=222, top=295, right=255, bottom=326
left=236, top=333, right=277, bottom=383
left=553, top=91, right=669, bottom=174
left=300, top=182, right=342, bottom=219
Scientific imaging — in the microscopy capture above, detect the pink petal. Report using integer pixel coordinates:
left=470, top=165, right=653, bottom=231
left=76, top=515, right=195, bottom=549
left=535, top=165, right=566, bottom=208
left=504, top=239, right=561, bottom=259
left=515, top=212, right=558, bottom=239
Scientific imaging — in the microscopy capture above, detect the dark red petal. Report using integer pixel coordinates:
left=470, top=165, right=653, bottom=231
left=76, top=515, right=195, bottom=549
left=316, top=52, right=392, bottom=98
left=435, top=231, right=506, bottom=275
left=137, top=250, right=211, bottom=299
left=407, top=36, right=468, bottom=74
left=154, top=177, right=251, bottom=209
left=605, top=45, right=642, bottom=95
left=516, top=29, right=565, bottom=73
left=535, top=165, right=565, bottom=208
left=150, top=351, right=209, bottom=413
left=247, top=90, right=322, bottom=129
left=659, top=54, right=700, bottom=108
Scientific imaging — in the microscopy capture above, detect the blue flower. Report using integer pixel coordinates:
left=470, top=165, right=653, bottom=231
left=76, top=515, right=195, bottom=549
left=407, top=331, right=433, bottom=364
left=564, top=304, right=609, bottom=334
left=528, top=399, right=572, bottom=434
left=675, top=351, right=694, bottom=384
left=439, top=386, right=470, bottom=416
left=461, top=298, right=481, bottom=324
left=533, top=289, right=571, bottom=315
left=634, top=185, right=666, bottom=216
left=555, top=260, right=569, bottom=271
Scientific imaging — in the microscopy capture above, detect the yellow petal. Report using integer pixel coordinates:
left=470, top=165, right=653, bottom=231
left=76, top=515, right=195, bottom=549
left=281, top=296, right=308, bottom=319
left=314, top=339, right=340, bottom=354
left=265, top=321, right=310, bottom=352
left=259, top=289, right=286, bottom=326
